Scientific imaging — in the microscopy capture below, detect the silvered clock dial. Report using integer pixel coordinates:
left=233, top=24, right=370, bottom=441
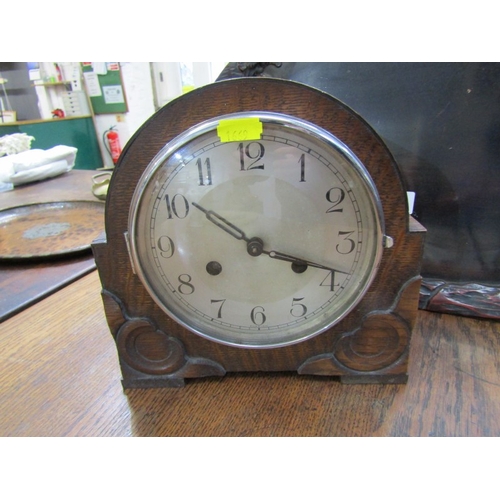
left=128, top=112, right=385, bottom=348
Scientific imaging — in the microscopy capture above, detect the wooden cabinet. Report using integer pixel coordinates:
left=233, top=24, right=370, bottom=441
left=33, top=81, right=91, bottom=119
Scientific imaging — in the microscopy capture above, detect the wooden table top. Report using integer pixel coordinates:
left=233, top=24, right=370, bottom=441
left=0, top=170, right=102, bottom=321
left=1, top=269, right=499, bottom=437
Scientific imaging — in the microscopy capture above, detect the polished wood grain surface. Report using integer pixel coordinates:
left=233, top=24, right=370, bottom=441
left=0, top=170, right=102, bottom=321
left=0, top=270, right=499, bottom=436
left=0, top=169, right=100, bottom=211
left=0, top=255, right=96, bottom=322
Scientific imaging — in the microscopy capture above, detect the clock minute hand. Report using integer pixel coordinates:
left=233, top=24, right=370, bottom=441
left=192, top=202, right=250, bottom=242
left=264, top=249, right=349, bottom=275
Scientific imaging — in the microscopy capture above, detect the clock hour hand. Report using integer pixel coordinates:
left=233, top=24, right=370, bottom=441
left=192, top=202, right=250, bottom=242
left=192, top=202, right=266, bottom=257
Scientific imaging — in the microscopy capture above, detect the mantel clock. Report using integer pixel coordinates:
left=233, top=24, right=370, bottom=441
left=92, top=78, right=425, bottom=388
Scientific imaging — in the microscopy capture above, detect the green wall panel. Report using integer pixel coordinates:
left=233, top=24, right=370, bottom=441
left=0, top=117, right=102, bottom=170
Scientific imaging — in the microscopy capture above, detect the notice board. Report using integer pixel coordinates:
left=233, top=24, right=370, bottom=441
left=81, top=62, right=128, bottom=114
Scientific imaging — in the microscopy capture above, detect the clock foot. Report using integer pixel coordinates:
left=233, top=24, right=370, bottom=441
left=122, top=376, right=186, bottom=389
left=119, top=356, right=226, bottom=389
left=340, top=373, right=408, bottom=385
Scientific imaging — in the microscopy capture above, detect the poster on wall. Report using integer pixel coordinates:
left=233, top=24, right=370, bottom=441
left=81, top=62, right=128, bottom=114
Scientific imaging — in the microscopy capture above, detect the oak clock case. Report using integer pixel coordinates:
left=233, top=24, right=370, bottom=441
left=92, top=78, right=425, bottom=388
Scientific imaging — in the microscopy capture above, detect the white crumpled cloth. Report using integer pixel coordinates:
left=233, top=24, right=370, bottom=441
left=0, top=132, right=35, bottom=157
left=0, top=145, right=77, bottom=186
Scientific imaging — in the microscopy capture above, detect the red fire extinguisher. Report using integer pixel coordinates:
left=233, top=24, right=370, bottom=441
left=103, top=126, right=122, bottom=165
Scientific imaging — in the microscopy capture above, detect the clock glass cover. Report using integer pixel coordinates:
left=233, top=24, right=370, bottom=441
left=128, top=112, right=384, bottom=348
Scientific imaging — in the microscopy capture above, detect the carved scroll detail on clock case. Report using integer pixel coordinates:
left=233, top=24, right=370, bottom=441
left=116, top=319, right=186, bottom=376
left=332, top=313, right=409, bottom=372
left=100, top=290, right=226, bottom=387
left=298, top=277, right=421, bottom=379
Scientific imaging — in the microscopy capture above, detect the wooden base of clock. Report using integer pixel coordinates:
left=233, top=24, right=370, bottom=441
left=92, top=77, right=426, bottom=388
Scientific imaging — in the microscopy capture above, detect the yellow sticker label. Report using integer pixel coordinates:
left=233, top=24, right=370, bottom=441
left=217, top=118, right=263, bottom=143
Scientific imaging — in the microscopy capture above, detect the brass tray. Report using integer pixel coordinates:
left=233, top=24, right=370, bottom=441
left=0, top=201, right=105, bottom=260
